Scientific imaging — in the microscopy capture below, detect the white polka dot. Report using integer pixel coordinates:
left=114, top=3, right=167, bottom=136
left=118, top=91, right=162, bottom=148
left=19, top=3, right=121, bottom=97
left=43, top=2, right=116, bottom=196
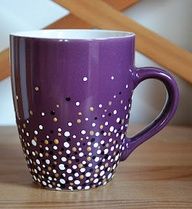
left=114, top=129, right=117, bottom=133
left=102, top=114, right=105, bottom=118
left=120, top=100, right=123, bottom=104
left=45, top=159, right=50, bottom=164
left=121, top=134, right=125, bottom=140
left=93, top=178, right=99, bottom=183
left=100, top=170, right=105, bottom=176
left=104, top=149, right=109, bottom=154
left=79, top=152, right=84, bottom=157
left=97, top=150, right=101, bottom=154
left=67, top=168, right=72, bottom=173
left=125, top=114, right=129, bottom=119
left=31, top=139, right=37, bottom=146
left=58, top=128, right=62, bottom=132
left=74, top=180, right=80, bottom=185
left=73, top=135, right=77, bottom=139
left=105, top=121, right=109, bottom=126
left=126, top=84, right=128, bottom=88
left=116, top=118, right=121, bottom=123
left=36, top=159, right=40, bottom=164
left=66, top=149, right=71, bottom=154
left=64, top=142, right=70, bottom=148
left=124, top=106, right=127, bottom=110
left=59, top=164, right=65, bottom=170
left=92, top=123, right=96, bottom=127
left=64, top=131, right=70, bottom=137
left=34, top=130, right=38, bottom=135
left=39, top=125, right=43, bottom=130
left=60, top=179, right=66, bottom=184
left=108, top=173, right=112, bottom=179
left=85, top=118, right=89, bottom=121
left=95, top=157, right=100, bottom=162
left=101, top=140, right=105, bottom=144
left=77, top=142, right=80, bottom=146
left=80, top=168, right=86, bottom=173
left=42, top=181, right=47, bottom=186
left=53, top=155, right=57, bottom=160
left=109, top=126, right=114, bottom=132
left=72, top=165, right=77, bottom=169
left=76, top=102, right=80, bottom=106
left=99, top=104, right=102, bottom=108
left=83, top=76, right=88, bottom=81
left=68, top=176, right=73, bottom=181
left=26, top=132, right=29, bottom=136
left=113, top=110, right=117, bottom=115
left=85, top=172, right=91, bottom=177
left=109, top=138, right=113, bottom=142
left=111, top=76, right=114, bottom=80
left=103, top=132, right=107, bottom=136
left=74, top=173, right=79, bottom=177
left=95, top=132, right=100, bottom=136
left=53, top=145, right=58, bottom=150
left=68, top=122, right=72, bottom=127
left=81, top=130, right=86, bottom=135
left=85, top=185, right=90, bottom=190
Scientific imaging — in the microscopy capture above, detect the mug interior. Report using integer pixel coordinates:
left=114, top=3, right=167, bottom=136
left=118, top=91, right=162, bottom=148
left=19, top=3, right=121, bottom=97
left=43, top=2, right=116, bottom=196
left=10, top=29, right=135, bottom=40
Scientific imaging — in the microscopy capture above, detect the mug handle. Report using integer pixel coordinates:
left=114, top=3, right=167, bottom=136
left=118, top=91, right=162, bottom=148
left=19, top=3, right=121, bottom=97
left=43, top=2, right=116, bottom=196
left=120, top=67, right=179, bottom=161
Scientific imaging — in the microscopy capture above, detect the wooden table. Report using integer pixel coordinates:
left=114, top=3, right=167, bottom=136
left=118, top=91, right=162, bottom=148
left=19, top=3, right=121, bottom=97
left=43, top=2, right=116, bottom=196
left=0, top=126, right=192, bottom=209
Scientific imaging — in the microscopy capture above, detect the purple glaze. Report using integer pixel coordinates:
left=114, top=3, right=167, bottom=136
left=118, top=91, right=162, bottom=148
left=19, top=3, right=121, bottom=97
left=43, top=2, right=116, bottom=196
left=10, top=30, right=179, bottom=191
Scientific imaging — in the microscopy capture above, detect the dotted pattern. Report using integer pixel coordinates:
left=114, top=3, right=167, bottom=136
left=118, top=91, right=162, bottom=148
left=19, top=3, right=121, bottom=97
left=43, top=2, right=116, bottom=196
left=16, top=76, right=132, bottom=191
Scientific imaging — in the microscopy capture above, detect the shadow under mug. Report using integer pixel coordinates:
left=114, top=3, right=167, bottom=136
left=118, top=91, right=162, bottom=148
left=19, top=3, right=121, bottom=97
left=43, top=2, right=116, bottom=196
left=10, top=29, right=179, bottom=191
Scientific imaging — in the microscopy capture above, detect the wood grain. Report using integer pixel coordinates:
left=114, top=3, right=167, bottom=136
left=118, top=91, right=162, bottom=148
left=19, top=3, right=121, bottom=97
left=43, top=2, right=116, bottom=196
left=0, top=0, right=138, bottom=81
left=55, top=0, right=192, bottom=84
left=0, top=126, right=192, bottom=209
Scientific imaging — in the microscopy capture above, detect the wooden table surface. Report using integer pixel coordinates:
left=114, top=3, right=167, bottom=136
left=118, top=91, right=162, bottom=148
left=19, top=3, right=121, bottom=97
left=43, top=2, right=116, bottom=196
left=0, top=126, right=192, bottom=209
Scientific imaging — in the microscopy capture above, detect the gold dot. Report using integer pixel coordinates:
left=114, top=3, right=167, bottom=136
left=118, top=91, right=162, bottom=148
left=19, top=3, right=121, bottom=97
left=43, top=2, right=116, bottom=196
left=78, top=163, right=83, bottom=168
left=54, top=138, right=59, bottom=144
left=105, top=163, right=109, bottom=167
left=55, top=173, right=59, bottom=177
left=80, top=175, right=84, bottom=179
left=35, top=86, right=39, bottom=91
left=106, top=143, right=109, bottom=147
left=53, top=117, right=58, bottom=122
left=52, top=182, right=56, bottom=186
left=23, top=123, right=26, bottom=128
left=58, top=151, right=62, bottom=155
left=80, top=138, right=84, bottom=141
left=48, top=166, right=52, bottom=171
left=45, top=152, right=49, bottom=157
left=108, top=101, right=112, bottom=106
left=87, top=147, right=91, bottom=152
left=70, top=182, right=74, bottom=186
left=72, top=147, right=77, bottom=152
left=100, top=125, right=104, bottom=129
left=29, top=110, right=33, bottom=115
left=90, top=130, right=94, bottom=136
left=90, top=178, right=94, bottom=182
left=54, top=161, right=57, bottom=165
left=34, top=137, right=37, bottom=141
left=89, top=107, right=94, bottom=112
left=44, top=140, right=49, bottom=145
left=58, top=133, right=62, bottom=136
left=77, top=119, right=81, bottom=124
left=95, top=169, right=99, bottom=173
left=78, top=112, right=82, bottom=116
left=92, top=185, right=96, bottom=188
left=122, top=119, right=125, bottom=124
left=68, top=160, right=72, bottom=164
left=42, top=170, right=46, bottom=174
left=108, top=132, right=111, bottom=136
left=87, top=156, right=92, bottom=161
left=113, top=140, right=116, bottom=144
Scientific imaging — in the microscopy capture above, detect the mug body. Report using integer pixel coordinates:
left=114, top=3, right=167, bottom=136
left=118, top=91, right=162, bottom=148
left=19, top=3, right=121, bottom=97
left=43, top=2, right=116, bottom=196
left=10, top=29, right=135, bottom=191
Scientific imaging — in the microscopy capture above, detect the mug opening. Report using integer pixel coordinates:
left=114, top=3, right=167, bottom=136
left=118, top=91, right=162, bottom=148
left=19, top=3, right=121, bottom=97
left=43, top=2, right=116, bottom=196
left=10, top=29, right=135, bottom=40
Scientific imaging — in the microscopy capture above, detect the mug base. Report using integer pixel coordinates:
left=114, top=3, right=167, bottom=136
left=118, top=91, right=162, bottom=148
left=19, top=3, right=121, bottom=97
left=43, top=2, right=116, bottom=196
left=32, top=175, right=115, bottom=192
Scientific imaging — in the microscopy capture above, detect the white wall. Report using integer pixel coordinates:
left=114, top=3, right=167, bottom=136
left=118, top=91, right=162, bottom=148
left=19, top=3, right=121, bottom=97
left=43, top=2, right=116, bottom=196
left=0, top=0, right=192, bottom=126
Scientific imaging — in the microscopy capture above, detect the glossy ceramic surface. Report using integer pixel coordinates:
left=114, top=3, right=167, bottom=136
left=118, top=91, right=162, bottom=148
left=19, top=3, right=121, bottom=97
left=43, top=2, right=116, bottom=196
left=10, top=30, right=179, bottom=191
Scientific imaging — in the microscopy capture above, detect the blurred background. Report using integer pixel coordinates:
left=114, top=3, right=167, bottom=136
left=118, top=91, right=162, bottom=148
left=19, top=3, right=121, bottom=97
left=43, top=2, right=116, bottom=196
left=0, top=0, right=192, bottom=126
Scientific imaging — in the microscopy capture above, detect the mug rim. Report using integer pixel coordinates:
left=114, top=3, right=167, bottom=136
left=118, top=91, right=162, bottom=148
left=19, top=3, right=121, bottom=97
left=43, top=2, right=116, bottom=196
left=10, top=29, right=135, bottom=41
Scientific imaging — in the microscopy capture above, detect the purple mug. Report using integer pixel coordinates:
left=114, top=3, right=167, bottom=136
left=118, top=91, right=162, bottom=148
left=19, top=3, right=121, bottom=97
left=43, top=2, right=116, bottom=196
left=10, top=29, right=179, bottom=191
